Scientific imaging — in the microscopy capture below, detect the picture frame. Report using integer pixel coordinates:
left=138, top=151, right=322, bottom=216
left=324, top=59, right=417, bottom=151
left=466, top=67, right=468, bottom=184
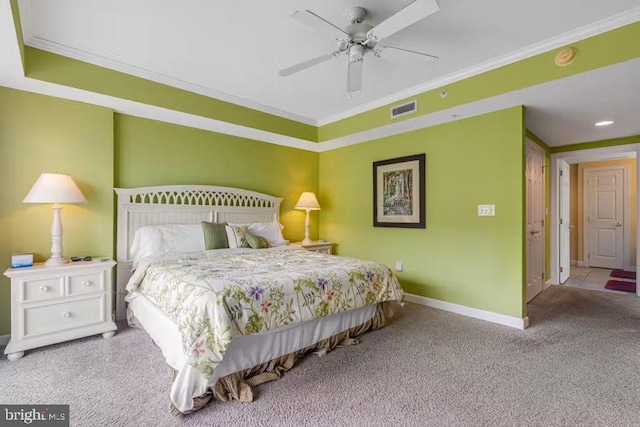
left=373, top=153, right=425, bottom=228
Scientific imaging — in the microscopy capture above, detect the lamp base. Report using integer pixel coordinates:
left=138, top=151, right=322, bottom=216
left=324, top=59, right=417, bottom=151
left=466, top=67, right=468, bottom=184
left=45, top=257, right=68, bottom=267
left=302, top=238, right=313, bottom=246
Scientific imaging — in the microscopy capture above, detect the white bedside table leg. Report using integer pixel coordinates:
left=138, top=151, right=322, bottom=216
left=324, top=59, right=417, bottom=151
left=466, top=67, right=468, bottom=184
left=102, top=331, right=115, bottom=339
left=7, top=351, right=24, bottom=361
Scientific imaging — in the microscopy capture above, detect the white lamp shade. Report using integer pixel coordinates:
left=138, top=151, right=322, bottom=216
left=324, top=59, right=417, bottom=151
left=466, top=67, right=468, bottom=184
left=23, top=173, right=87, bottom=204
left=295, top=192, right=321, bottom=210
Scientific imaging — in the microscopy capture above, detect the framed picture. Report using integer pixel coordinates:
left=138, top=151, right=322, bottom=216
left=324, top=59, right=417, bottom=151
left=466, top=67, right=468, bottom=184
left=373, top=153, right=425, bottom=228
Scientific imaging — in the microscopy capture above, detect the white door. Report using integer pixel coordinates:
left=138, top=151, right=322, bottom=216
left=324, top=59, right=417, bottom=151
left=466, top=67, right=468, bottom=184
left=526, top=140, right=545, bottom=303
left=559, top=161, right=571, bottom=283
left=586, top=168, right=625, bottom=269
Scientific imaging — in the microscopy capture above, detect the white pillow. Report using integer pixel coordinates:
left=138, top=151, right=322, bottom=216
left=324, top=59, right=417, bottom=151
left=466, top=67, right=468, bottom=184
left=129, top=224, right=205, bottom=270
left=228, top=221, right=288, bottom=247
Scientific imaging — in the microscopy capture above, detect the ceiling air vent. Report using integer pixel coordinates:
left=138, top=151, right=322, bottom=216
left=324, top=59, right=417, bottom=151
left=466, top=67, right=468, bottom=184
left=391, top=100, right=418, bottom=119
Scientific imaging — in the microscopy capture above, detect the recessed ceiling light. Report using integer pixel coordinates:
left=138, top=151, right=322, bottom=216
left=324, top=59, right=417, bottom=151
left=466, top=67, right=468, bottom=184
left=595, top=120, right=614, bottom=127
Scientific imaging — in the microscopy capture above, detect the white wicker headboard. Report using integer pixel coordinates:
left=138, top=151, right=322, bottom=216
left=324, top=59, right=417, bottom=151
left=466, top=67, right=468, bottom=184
left=114, top=185, right=283, bottom=319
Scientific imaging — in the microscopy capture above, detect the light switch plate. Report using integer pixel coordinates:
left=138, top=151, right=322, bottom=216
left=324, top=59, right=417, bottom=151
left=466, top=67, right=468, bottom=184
left=478, top=204, right=496, bottom=216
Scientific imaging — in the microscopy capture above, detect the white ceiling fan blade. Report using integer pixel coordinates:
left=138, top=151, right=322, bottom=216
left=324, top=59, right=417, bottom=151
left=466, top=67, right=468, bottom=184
left=347, top=59, right=363, bottom=94
left=379, top=45, right=439, bottom=59
left=291, top=10, right=350, bottom=37
left=279, top=52, right=341, bottom=77
left=366, top=0, right=440, bottom=43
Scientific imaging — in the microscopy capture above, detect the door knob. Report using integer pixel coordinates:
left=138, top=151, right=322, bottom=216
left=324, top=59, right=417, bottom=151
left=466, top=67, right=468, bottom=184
left=616, top=223, right=622, bottom=227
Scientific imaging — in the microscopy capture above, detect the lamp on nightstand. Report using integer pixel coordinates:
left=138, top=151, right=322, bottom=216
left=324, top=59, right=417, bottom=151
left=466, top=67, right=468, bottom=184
left=23, top=173, right=87, bottom=266
left=295, top=192, right=321, bottom=246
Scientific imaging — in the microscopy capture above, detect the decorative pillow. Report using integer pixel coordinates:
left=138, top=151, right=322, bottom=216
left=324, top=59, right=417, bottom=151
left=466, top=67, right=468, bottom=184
left=244, top=232, right=271, bottom=249
left=201, top=221, right=229, bottom=250
left=228, top=221, right=288, bottom=247
left=225, top=225, right=251, bottom=248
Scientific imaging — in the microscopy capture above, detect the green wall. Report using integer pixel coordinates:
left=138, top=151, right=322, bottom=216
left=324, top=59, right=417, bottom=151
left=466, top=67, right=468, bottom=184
left=0, top=87, right=114, bottom=335
left=550, top=135, right=640, bottom=153
left=319, top=106, right=526, bottom=318
left=114, top=114, right=319, bottom=244
left=25, top=48, right=317, bottom=142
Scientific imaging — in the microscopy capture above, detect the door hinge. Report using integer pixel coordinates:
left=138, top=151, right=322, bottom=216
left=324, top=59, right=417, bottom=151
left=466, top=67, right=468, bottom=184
left=560, top=169, right=564, bottom=176
left=560, top=218, right=563, bottom=225
left=560, top=267, right=563, bottom=273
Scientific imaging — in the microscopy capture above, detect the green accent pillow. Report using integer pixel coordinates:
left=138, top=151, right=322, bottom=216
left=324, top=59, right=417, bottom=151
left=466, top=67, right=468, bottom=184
left=244, top=232, right=271, bottom=249
left=201, top=221, right=229, bottom=250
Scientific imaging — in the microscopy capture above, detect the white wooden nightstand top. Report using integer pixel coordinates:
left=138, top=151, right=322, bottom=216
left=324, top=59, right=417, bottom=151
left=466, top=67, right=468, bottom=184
left=4, top=258, right=116, bottom=277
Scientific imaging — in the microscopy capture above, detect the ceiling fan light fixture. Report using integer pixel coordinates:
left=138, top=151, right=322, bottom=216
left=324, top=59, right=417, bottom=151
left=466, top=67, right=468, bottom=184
left=280, top=0, right=441, bottom=97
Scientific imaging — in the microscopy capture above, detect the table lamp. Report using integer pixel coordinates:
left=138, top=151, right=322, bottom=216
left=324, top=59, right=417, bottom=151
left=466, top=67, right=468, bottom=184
left=295, top=192, right=321, bottom=245
left=23, top=173, right=87, bottom=266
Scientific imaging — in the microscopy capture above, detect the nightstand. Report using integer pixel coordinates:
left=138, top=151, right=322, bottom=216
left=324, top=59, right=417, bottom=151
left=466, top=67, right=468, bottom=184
left=3, top=258, right=117, bottom=361
left=290, top=241, right=334, bottom=254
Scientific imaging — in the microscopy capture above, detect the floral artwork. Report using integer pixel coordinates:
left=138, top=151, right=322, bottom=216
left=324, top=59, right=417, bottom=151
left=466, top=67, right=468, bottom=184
left=126, top=248, right=404, bottom=380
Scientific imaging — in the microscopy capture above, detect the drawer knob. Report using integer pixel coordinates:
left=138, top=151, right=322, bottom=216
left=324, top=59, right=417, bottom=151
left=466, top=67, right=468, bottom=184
left=40, top=286, right=48, bottom=292
left=61, top=311, right=70, bottom=318
left=83, top=280, right=91, bottom=287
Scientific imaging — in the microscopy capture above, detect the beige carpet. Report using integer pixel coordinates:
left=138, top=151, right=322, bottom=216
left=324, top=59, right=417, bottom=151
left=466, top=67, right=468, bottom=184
left=1, top=285, right=639, bottom=426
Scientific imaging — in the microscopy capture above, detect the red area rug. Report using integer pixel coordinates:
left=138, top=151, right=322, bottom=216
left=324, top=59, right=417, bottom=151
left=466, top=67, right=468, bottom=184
left=610, top=270, right=636, bottom=280
left=605, top=280, right=636, bottom=293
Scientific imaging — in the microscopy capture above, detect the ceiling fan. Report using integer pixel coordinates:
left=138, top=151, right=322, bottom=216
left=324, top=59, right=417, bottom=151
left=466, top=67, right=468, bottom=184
left=279, top=0, right=441, bottom=97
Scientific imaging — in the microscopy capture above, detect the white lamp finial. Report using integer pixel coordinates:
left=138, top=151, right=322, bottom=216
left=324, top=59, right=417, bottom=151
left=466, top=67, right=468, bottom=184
left=295, top=192, right=321, bottom=245
left=23, top=173, right=87, bottom=266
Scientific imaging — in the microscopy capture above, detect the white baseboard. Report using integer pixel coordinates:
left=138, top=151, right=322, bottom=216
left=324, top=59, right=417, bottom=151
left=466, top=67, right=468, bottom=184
left=570, top=260, right=577, bottom=266
left=0, top=334, right=9, bottom=346
left=577, top=261, right=585, bottom=267
left=404, top=293, right=529, bottom=330
left=544, top=280, right=553, bottom=290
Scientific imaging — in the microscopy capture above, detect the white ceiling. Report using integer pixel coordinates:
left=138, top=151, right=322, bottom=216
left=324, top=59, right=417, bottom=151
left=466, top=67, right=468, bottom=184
left=525, top=58, right=640, bottom=147
left=17, top=0, right=640, bottom=126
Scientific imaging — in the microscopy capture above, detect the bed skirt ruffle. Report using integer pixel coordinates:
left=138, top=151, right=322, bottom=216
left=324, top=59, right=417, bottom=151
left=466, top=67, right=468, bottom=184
left=128, top=302, right=394, bottom=415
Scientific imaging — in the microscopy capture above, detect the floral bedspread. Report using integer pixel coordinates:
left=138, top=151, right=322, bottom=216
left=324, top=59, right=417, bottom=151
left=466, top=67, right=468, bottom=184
left=126, top=248, right=404, bottom=380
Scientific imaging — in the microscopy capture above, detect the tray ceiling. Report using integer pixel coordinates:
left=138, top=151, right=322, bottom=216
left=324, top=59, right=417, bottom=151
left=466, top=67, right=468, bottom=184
left=17, top=0, right=640, bottom=125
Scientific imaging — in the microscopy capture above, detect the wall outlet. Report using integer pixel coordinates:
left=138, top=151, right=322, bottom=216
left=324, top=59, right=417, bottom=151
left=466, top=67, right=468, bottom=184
left=478, top=204, right=496, bottom=216
left=395, top=261, right=403, bottom=272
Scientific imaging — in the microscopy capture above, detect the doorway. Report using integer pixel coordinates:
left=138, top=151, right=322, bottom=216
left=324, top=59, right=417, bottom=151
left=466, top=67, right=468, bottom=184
left=526, top=139, right=545, bottom=302
left=551, top=144, right=640, bottom=297
left=582, top=166, right=630, bottom=270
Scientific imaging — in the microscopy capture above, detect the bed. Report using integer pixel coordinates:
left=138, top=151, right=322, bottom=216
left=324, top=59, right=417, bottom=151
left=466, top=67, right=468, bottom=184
left=115, top=185, right=404, bottom=414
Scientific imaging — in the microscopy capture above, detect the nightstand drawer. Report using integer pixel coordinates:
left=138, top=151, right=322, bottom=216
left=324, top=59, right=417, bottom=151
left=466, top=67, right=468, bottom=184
left=68, top=272, right=104, bottom=296
left=23, top=296, right=105, bottom=338
left=22, top=277, right=64, bottom=303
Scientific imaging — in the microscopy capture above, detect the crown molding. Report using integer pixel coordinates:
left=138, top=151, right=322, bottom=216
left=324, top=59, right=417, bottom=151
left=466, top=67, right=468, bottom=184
left=0, top=74, right=322, bottom=152
left=19, top=4, right=640, bottom=128
left=24, top=35, right=319, bottom=127
left=4, top=2, right=640, bottom=155
left=315, top=6, right=640, bottom=126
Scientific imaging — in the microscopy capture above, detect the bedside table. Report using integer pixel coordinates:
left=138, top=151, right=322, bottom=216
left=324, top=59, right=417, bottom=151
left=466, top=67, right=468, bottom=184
left=3, top=258, right=117, bottom=361
left=290, top=241, right=334, bottom=254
